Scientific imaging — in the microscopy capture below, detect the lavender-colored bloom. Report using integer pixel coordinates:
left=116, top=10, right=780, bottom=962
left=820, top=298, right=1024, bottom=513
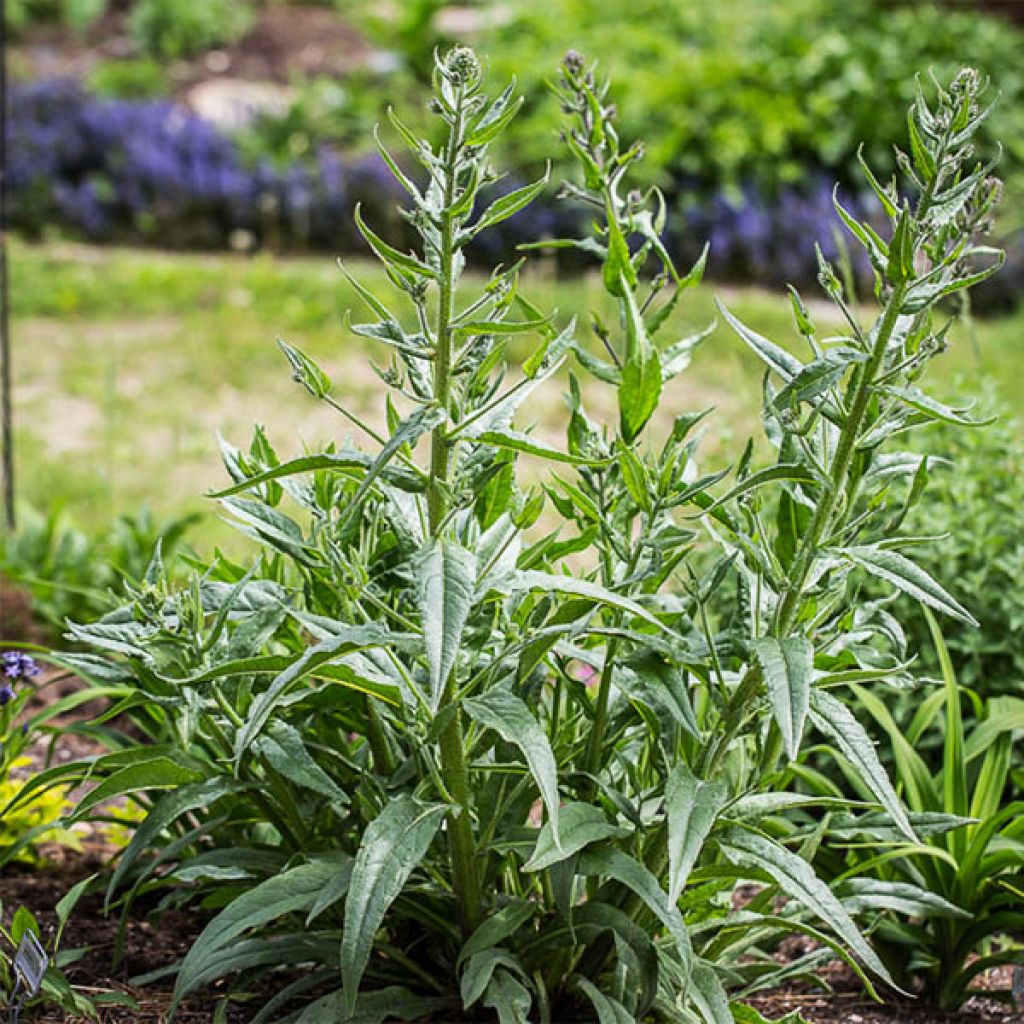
left=0, top=685, right=13, bottom=706
left=2, top=651, right=41, bottom=682
left=7, top=78, right=1021, bottom=308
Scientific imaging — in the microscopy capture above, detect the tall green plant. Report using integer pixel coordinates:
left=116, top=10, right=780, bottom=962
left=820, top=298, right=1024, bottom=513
left=36, top=55, right=1006, bottom=1023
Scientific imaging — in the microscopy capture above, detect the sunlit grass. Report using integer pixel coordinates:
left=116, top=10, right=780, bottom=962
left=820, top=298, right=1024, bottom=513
left=11, top=238, right=1022, bottom=548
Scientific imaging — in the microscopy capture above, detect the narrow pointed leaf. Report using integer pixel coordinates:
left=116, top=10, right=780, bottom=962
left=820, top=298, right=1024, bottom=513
left=754, top=636, right=813, bottom=762
left=342, top=799, right=447, bottom=1013
left=809, top=688, right=915, bottom=842
left=719, top=827, right=895, bottom=986
left=523, top=802, right=628, bottom=872
left=464, top=689, right=560, bottom=840
left=416, top=540, right=477, bottom=709
left=665, top=764, right=727, bottom=903
left=839, top=546, right=977, bottom=625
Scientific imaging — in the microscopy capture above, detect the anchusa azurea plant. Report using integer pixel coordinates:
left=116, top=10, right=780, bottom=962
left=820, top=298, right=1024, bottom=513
left=42, top=56, right=1007, bottom=1022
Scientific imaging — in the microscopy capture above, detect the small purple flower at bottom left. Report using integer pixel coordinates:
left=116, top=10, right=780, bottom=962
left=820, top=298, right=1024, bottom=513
left=2, top=651, right=41, bottom=683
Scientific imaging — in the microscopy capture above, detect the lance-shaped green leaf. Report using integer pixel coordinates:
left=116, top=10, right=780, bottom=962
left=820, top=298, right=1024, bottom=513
left=523, top=317, right=576, bottom=379
left=471, top=427, right=601, bottom=465
left=753, top=636, right=813, bottom=762
left=876, top=386, right=996, bottom=428
left=107, top=777, right=245, bottom=902
left=416, top=540, right=477, bottom=709
left=718, top=827, right=895, bottom=986
left=839, top=545, right=977, bottom=626
left=834, top=879, right=969, bottom=919
left=211, top=450, right=426, bottom=498
left=809, top=688, right=915, bottom=842
left=716, top=299, right=802, bottom=382
left=523, top=802, right=629, bottom=872
left=467, top=81, right=523, bottom=145
left=511, top=571, right=669, bottom=634
left=354, top=203, right=436, bottom=281
left=579, top=846, right=692, bottom=968
left=278, top=339, right=332, bottom=399
left=236, top=624, right=400, bottom=754
left=464, top=689, right=561, bottom=840
left=773, top=348, right=865, bottom=409
left=665, top=764, right=727, bottom=903
left=342, top=405, right=446, bottom=527
left=255, top=721, right=349, bottom=805
left=175, top=857, right=342, bottom=1004
left=342, top=798, right=447, bottom=1014
left=472, top=170, right=549, bottom=234
left=576, top=979, right=636, bottom=1024
left=74, top=755, right=203, bottom=818
left=287, top=985, right=453, bottom=1024
left=481, top=967, right=532, bottom=1024
left=458, top=902, right=538, bottom=965
left=689, top=961, right=732, bottom=1024
left=619, top=277, right=660, bottom=442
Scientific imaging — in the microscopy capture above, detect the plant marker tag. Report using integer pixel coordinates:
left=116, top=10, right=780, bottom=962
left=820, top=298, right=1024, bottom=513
left=13, top=930, right=48, bottom=996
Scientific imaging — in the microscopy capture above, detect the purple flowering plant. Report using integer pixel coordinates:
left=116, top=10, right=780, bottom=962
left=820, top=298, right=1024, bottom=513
left=0, top=651, right=40, bottom=781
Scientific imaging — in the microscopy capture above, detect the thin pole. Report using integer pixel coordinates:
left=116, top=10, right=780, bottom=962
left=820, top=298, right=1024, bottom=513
left=0, top=0, right=14, bottom=530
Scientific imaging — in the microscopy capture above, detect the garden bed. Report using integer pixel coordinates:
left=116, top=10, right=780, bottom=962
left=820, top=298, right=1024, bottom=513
left=1, top=670, right=1018, bottom=1024
left=3, top=861, right=1019, bottom=1024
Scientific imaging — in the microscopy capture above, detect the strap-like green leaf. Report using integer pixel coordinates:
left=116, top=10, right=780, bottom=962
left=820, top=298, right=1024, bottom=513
left=809, top=688, right=915, bottom=842
left=839, top=545, right=977, bottom=626
left=665, top=764, right=727, bottom=903
left=236, top=624, right=398, bottom=754
left=464, top=689, right=561, bottom=841
left=576, top=979, right=636, bottom=1024
left=719, top=827, right=895, bottom=986
left=579, top=846, right=692, bottom=968
left=174, top=857, right=342, bottom=1003
left=754, top=636, right=813, bottom=762
left=416, top=539, right=477, bottom=709
left=341, top=798, right=447, bottom=1013
left=523, top=802, right=628, bottom=872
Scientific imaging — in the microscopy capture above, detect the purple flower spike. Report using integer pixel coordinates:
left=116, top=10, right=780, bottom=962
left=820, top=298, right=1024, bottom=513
left=0, top=684, right=14, bottom=706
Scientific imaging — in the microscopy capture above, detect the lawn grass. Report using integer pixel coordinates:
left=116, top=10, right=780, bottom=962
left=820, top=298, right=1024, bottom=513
left=10, top=238, right=1023, bottom=550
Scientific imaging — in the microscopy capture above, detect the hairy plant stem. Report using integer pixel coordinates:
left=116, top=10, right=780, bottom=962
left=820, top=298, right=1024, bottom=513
left=429, top=88, right=483, bottom=939
left=773, top=280, right=908, bottom=638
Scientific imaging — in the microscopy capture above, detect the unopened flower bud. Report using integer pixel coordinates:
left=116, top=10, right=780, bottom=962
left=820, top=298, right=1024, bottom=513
left=563, top=50, right=585, bottom=74
left=952, top=67, right=980, bottom=95
left=445, top=46, right=481, bottom=86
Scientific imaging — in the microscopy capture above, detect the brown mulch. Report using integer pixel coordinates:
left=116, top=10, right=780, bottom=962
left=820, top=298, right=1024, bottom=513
left=0, top=860, right=275, bottom=1023
left=10, top=3, right=381, bottom=91
left=746, top=965, right=1021, bottom=1024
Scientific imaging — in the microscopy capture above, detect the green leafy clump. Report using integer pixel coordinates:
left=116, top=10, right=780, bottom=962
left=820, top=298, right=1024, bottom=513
left=129, top=0, right=252, bottom=59
left=887, top=386, right=1024, bottom=696
left=811, top=613, right=1024, bottom=1011
left=51, top=54, right=1009, bottom=1021
left=0, top=505, right=197, bottom=639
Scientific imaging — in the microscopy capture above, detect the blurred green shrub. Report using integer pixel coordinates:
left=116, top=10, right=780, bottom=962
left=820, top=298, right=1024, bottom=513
left=479, top=0, right=1023, bottom=194
left=0, top=505, right=198, bottom=637
left=5, top=0, right=105, bottom=32
left=86, top=57, right=169, bottom=98
left=889, top=383, right=1024, bottom=696
left=235, top=73, right=412, bottom=167
left=128, top=0, right=252, bottom=59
